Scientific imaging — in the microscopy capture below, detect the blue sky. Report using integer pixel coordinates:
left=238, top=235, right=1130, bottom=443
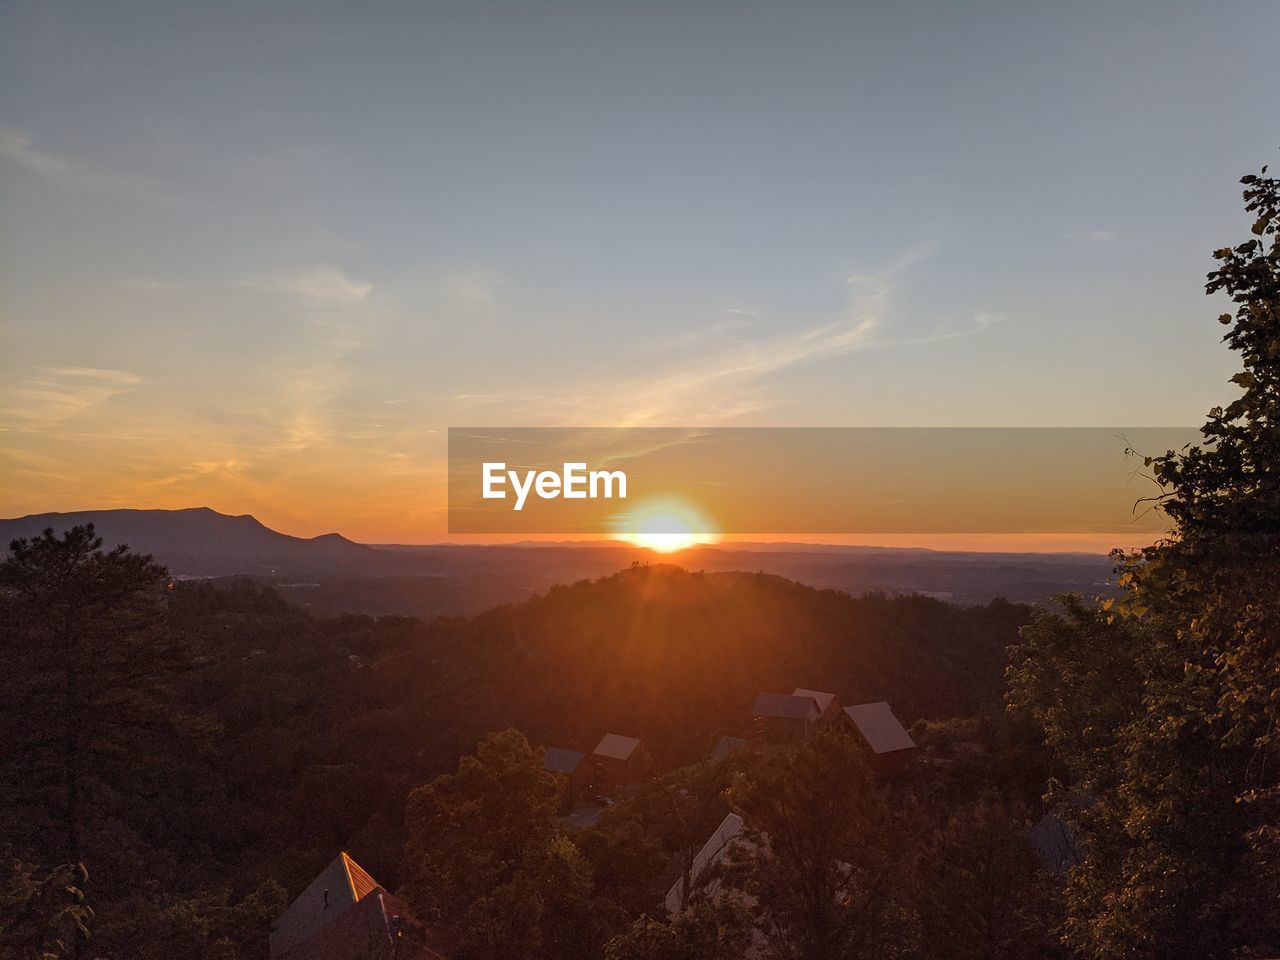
left=1, top=0, right=1277, bottom=539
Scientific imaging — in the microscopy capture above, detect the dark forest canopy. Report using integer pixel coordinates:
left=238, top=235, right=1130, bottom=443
left=1, top=549, right=1032, bottom=959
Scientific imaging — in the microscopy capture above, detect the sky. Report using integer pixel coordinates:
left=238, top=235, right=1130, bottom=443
left=1, top=1, right=1277, bottom=545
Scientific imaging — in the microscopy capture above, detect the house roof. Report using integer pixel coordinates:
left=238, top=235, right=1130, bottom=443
left=544, top=747, right=586, bottom=775
left=792, top=688, right=837, bottom=713
left=752, top=691, right=820, bottom=721
left=1027, top=813, right=1082, bottom=874
left=269, top=852, right=383, bottom=959
left=844, top=702, right=915, bottom=754
left=664, top=813, right=748, bottom=915
left=276, top=888, right=448, bottom=960
left=593, top=733, right=642, bottom=761
left=709, top=735, right=747, bottom=762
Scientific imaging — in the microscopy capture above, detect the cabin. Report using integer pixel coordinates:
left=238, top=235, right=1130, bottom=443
left=664, top=813, right=766, bottom=958
left=752, top=691, right=821, bottom=743
left=1028, top=811, right=1083, bottom=874
left=544, top=746, right=593, bottom=805
left=844, top=701, right=916, bottom=776
left=709, top=735, right=748, bottom=762
left=792, top=688, right=847, bottom=728
left=269, top=851, right=444, bottom=959
left=592, top=733, right=650, bottom=792
left=664, top=812, right=749, bottom=915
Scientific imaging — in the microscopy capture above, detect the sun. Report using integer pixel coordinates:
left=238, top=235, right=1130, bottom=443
left=613, top=497, right=717, bottom=553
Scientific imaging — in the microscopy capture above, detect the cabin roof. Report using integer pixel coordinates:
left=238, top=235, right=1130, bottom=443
left=269, top=852, right=382, bottom=958
left=792, top=688, right=837, bottom=713
left=844, top=701, right=915, bottom=754
left=664, top=813, right=749, bottom=915
left=544, top=747, right=586, bottom=774
left=752, top=691, right=820, bottom=721
left=593, top=733, right=642, bottom=761
left=709, top=735, right=748, bottom=761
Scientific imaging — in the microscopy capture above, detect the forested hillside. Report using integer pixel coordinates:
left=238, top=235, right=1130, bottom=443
left=1, top=556, right=1032, bottom=957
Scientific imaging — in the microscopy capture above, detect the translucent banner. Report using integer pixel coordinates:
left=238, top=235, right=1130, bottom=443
left=447, top=427, right=1200, bottom=535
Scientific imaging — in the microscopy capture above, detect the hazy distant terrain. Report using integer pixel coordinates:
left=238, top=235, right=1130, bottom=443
left=1, top=507, right=1116, bottom=616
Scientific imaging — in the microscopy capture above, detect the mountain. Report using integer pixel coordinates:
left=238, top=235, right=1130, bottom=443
left=0, top=506, right=1116, bottom=611
left=0, top=507, right=373, bottom=576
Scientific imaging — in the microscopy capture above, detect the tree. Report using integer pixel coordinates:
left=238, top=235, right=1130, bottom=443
left=718, top=731, right=912, bottom=960
left=403, top=729, right=560, bottom=921
left=603, top=901, right=750, bottom=960
left=1008, top=161, right=1280, bottom=958
left=916, top=793, right=1062, bottom=960
left=0, top=861, right=95, bottom=960
left=404, top=729, right=603, bottom=960
left=0, top=524, right=202, bottom=950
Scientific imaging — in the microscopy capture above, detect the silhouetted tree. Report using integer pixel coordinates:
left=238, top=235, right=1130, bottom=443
left=718, top=731, right=913, bottom=960
left=1009, top=161, right=1280, bottom=958
left=0, top=861, right=94, bottom=960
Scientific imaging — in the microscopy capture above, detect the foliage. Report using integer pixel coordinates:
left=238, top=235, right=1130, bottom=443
left=0, top=862, right=95, bottom=960
left=718, top=731, right=911, bottom=960
left=1008, top=161, right=1280, bottom=958
left=915, top=793, right=1062, bottom=960
left=602, top=901, right=750, bottom=960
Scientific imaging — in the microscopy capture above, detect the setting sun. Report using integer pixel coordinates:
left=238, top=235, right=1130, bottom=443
left=613, top=497, right=718, bottom=553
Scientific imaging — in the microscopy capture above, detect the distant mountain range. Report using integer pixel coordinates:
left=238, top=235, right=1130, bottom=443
left=1, top=507, right=1117, bottom=615
left=0, top=507, right=372, bottom=576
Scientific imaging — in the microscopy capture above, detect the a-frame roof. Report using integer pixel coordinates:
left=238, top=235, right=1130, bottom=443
left=269, top=852, right=382, bottom=958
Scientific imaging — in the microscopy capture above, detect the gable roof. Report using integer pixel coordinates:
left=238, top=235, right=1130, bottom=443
left=269, top=852, right=383, bottom=959
left=664, top=813, right=749, bottom=915
left=593, top=733, right=642, bottom=761
left=792, top=688, right=837, bottom=713
left=752, top=691, right=820, bottom=721
left=275, top=888, right=448, bottom=960
left=710, top=735, right=748, bottom=762
left=544, top=747, right=586, bottom=775
left=844, top=702, right=915, bottom=754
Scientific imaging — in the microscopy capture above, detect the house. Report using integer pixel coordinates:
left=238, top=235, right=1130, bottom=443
left=709, top=735, right=748, bottom=762
left=664, top=813, right=766, bottom=959
left=792, top=688, right=847, bottom=727
left=1027, top=811, right=1083, bottom=874
left=844, top=701, right=916, bottom=775
left=664, top=812, right=749, bottom=915
left=269, top=851, right=445, bottom=959
left=544, top=746, right=593, bottom=804
left=592, top=733, right=650, bottom=791
left=752, top=691, right=822, bottom=743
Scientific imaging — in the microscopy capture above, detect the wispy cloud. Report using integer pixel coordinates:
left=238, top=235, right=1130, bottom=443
left=0, top=366, right=143, bottom=426
left=235, top=267, right=373, bottom=307
left=0, top=127, right=73, bottom=178
left=876, top=311, right=1007, bottom=347
left=0, top=126, right=171, bottom=202
left=448, top=242, right=1004, bottom=427
left=453, top=254, right=902, bottom=426
left=447, top=270, right=506, bottom=305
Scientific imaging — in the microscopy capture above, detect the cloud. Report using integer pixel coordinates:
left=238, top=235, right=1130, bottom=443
left=236, top=267, right=373, bottom=307
left=447, top=271, right=506, bottom=305
left=0, top=366, right=143, bottom=426
left=0, top=127, right=73, bottom=178
left=876, top=311, right=1007, bottom=347
left=447, top=242, right=1006, bottom=427
left=0, top=126, right=172, bottom=202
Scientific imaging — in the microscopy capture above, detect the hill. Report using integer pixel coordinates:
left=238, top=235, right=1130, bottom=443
left=0, top=507, right=373, bottom=576
left=1, top=507, right=1115, bottom=612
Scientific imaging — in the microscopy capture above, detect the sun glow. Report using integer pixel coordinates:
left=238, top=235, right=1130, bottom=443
left=614, top=497, right=718, bottom=553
